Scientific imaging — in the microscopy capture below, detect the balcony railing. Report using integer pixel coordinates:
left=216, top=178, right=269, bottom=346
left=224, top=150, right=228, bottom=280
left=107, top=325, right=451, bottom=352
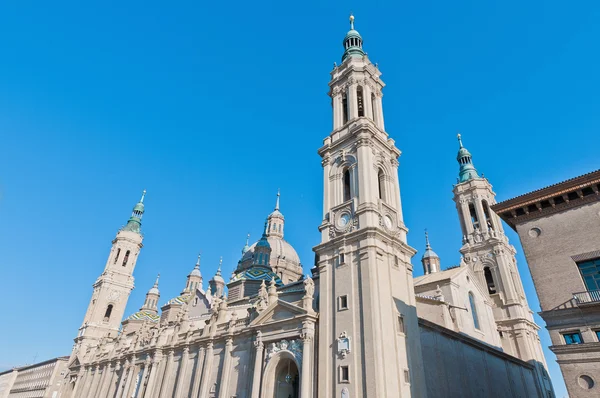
left=573, top=289, right=600, bottom=304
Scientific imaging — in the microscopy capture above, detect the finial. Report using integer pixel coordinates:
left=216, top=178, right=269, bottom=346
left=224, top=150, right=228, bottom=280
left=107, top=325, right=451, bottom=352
left=349, top=13, right=355, bottom=30
left=140, top=189, right=147, bottom=203
left=270, top=276, right=276, bottom=287
left=219, top=256, right=223, bottom=270
left=457, top=133, right=464, bottom=148
left=246, top=233, right=250, bottom=245
left=275, top=189, right=280, bottom=211
left=196, top=253, right=201, bottom=268
left=263, top=219, right=269, bottom=235
left=154, top=273, right=160, bottom=287
left=425, top=229, right=431, bottom=249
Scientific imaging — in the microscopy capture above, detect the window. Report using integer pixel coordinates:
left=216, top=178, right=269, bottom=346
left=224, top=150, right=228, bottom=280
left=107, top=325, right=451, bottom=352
left=378, top=169, right=386, bottom=201
left=122, top=250, right=130, bottom=267
left=343, top=169, right=351, bottom=202
left=484, top=267, right=496, bottom=294
left=563, top=332, right=583, bottom=345
left=342, top=94, right=348, bottom=124
left=577, top=258, right=600, bottom=291
left=338, top=295, right=348, bottom=310
left=113, top=248, right=121, bottom=264
left=469, top=204, right=480, bottom=230
left=258, top=253, right=263, bottom=265
left=404, top=369, right=410, bottom=383
left=339, top=366, right=349, bottom=383
left=356, top=86, right=364, bottom=117
left=103, top=305, right=113, bottom=322
left=595, top=330, right=600, bottom=341
left=394, top=255, right=399, bottom=268
left=482, top=201, right=493, bottom=230
left=468, top=292, right=480, bottom=330
left=397, top=315, right=405, bottom=334
left=339, top=253, right=345, bottom=265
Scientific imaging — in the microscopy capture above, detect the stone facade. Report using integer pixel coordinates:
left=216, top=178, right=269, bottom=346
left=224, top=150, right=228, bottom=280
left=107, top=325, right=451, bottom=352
left=493, top=169, right=600, bottom=398
left=0, top=15, right=556, bottom=398
left=0, top=357, right=69, bottom=398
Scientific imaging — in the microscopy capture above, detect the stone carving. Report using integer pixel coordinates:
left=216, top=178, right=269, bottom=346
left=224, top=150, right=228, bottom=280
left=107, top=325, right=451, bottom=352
left=256, top=280, right=269, bottom=312
left=108, top=289, right=122, bottom=303
left=265, top=339, right=303, bottom=365
left=303, top=276, right=315, bottom=299
left=337, top=331, right=351, bottom=359
left=342, top=388, right=350, bottom=398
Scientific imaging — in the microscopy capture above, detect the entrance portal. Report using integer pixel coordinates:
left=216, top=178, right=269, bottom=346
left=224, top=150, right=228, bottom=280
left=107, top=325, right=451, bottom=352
left=273, top=358, right=299, bottom=398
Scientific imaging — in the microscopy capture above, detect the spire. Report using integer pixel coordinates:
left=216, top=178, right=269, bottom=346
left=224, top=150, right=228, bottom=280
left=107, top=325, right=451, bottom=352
left=421, top=229, right=440, bottom=274
left=275, top=188, right=280, bottom=211
left=342, top=14, right=365, bottom=61
left=189, top=253, right=202, bottom=278
left=456, top=134, right=480, bottom=183
left=122, top=190, right=146, bottom=234
left=425, top=230, right=432, bottom=250
left=153, top=274, right=160, bottom=288
left=421, top=230, right=439, bottom=260
left=141, top=273, right=160, bottom=312
left=242, top=233, right=251, bottom=255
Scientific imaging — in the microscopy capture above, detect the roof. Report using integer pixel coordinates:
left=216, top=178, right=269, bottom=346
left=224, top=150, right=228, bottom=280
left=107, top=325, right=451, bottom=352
left=492, top=169, right=600, bottom=230
left=127, top=310, right=160, bottom=322
left=230, top=267, right=283, bottom=286
left=168, top=293, right=192, bottom=305
left=414, top=266, right=465, bottom=287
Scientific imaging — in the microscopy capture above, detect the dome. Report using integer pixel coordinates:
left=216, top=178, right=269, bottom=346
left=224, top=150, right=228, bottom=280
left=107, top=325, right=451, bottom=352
left=148, top=286, right=160, bottom=295
left=189, top=268, right=201, bottom=277
left=230, top=268, right=283, bottom=286
left=241, top=237, right=301, bottom=267
left=456, top=147, right=471, bottom=160
left=422, top=248, right=439, bottom=260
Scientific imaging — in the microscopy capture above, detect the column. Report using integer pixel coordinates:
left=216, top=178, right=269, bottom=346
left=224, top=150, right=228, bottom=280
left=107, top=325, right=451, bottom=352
left=250, top=333, right=264, bottom=398
left=376, top=94, right=385, bottom=130
left=74, top=367, right=91, bottom=398
left=474, top=198, right=488, bottom=233
left=333, top=94, right=342, bottom=129
left=300, top=324, right=315, bottom=398
left=174, top=347, right=190, bottom=398
left=356, top=134, right=374, bottom=206
left=198, top=342, right=214, bottom=398
left=121, top=360, right=136, bottom=398
left=461, top=201, right=474, bottom=235
left=107, top=361, right=122, bottom=398
left=322, top=156, right=331, bottom=219
left=114, top=360, right=130, bottom=398
left=348, top=83, right=358, bottom=120
left=158, top=350, right=175, bottom=397
left=363, top=84, right=373, bottom=120
left=218, top=337, right=234, bottom=398
left=190, top=345, right=206, bottom=398
left=87, top=366, right=101, bottom=398
left=144, top=352, right=161, bottom=398
left=95, top=364, right=111, bottom=398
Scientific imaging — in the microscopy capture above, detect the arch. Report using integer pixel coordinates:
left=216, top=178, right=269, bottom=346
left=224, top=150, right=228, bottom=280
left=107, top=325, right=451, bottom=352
left=122, top=250, right=131, bottom=267
left=468, top=204, right=480, bottom=230
left=103, top=304, right=113, bottom=322
left=113, top=248, right=121, bottom=264
left=261, top=350, right=302, bottom=398
left=482, top=200, right=494, bottom=230
left=342, top=92, right=348, bottom=124
left=483, top=266, right=496, bottom=294
left=356, top=86, right=365, bottom=117
left=378, top=168, right=386, bottom=201
left=468, top=292, right=480, bottom=330
left=343, top=169, right=351, bottom=202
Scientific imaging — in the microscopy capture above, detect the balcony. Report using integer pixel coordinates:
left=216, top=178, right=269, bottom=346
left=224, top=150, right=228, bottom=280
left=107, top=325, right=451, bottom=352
left=574, top=289, right=600, bottom=305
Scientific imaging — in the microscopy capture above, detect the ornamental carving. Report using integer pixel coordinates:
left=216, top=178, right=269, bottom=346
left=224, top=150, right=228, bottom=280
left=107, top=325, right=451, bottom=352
left=107, top=289, right=122, bottom=303
left=337, top=331, right=351, bottom=358
left=265, top=339, right=303, bottom=365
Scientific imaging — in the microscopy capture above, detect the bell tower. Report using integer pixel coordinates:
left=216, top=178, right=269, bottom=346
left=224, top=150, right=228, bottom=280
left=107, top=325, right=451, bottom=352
left=452, top=136, right=554, bottom=395
left=313, top=15, right=426, bottom=398
left=73, top=191, right=146, bottom=357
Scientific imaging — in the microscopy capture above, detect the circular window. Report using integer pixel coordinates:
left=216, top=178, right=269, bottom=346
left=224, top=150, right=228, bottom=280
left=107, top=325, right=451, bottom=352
left=578, top=375, right=595, bottom=390
left=528, top=227, right=541, bottom=238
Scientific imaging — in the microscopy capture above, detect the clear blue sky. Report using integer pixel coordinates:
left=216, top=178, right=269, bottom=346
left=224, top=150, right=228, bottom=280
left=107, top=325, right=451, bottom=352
left=2, top=1, right=599, bottom=396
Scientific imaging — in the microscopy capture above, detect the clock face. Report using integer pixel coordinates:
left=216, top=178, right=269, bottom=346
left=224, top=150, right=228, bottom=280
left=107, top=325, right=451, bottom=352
left=338, top=213, right=351, bottom=228
left=384, top=215, right=393, bottom=229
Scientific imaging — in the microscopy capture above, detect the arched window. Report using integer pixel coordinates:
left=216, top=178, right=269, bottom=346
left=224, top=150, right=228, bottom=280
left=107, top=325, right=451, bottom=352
left=342, top=93, right=349, bottom=124
left=258, top=253, right=263, bottom=265
left=484, top=267, right=496, bottom=294
left=357, top=86, right=365, bottom=117
left=113, top=248, right=121, bottom=264
left=469, top=204, right=480, bottom=230
left=122, top=250, right=130, bottom=267
left=378, top=169, right=386, bottom=201
left=482, top=201, right=493, bottom=230
left=103, top=305, right=113, bottom=322
left=468, top=292, right=480, bottom=329
left=343, top=169, right=352, bottom=202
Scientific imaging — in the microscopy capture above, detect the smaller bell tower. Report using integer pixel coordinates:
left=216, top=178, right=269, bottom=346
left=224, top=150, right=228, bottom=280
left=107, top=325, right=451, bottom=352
left=73, top=191, right=146, bottom=356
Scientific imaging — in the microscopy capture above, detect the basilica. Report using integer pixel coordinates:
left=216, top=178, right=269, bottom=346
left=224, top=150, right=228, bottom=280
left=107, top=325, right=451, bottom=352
left=62, top=16, right=556, bottom=398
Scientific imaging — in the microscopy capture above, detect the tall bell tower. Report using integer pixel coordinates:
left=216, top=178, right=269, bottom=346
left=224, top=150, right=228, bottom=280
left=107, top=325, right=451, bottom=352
left=73, top=191, right=146, bottom=358
left=313, top=16, right=426, bottom=398
left=452, top=136, right=554, bottom=395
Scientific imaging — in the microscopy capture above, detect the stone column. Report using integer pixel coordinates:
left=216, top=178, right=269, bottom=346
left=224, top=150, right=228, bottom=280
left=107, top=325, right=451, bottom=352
left=461, top=201, right=474, bottom=235
left=144, top=352, right=161, bottom=398
left=174, top=346, right=190, bottom=398
left=474, top=198, right=488, bottom=233
left=74, top=366, right=91, bottom=398
left=137, top=357, right=151, bottom=398
left=95, top=364, right=111, bottom=398
left=322, top=155, right=331, bottom=219
left=158, top=350, right=175, bottom=397
left=348, top=83, right=358, bottom=120
left=106, top=361, right=122, bottom=398
left=300, top=323, right=315, bottom=398
left=114, top=360, right=130, bottom=398
left=376, top=94, right=385, bottom=130
left=250, top=332, right=264, bottom=398
left=333, top=94, right=342, bottom=130
left=363, top=83, right=373, bottom=120
left=121, top=359, right=136, bottom=398
left=218, top=337, right=234, bottom=398
left=87, top=366, right=101, bottom=398
left=190, top=345, right=206, bottom=398
left=198, top=342, right=214, bottom=398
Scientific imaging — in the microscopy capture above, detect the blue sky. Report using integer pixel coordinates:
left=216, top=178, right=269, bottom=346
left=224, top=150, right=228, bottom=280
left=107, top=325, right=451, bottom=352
left=1, top=1, right=599, bottom=396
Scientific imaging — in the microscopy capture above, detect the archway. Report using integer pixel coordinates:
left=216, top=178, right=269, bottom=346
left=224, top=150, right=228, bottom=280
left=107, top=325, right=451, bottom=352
left=261, top=351, right=301, bottom=398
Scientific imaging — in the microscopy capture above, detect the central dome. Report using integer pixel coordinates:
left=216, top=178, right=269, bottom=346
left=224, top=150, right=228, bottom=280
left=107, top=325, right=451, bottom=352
left=241, top=236, right=301, bottom=268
